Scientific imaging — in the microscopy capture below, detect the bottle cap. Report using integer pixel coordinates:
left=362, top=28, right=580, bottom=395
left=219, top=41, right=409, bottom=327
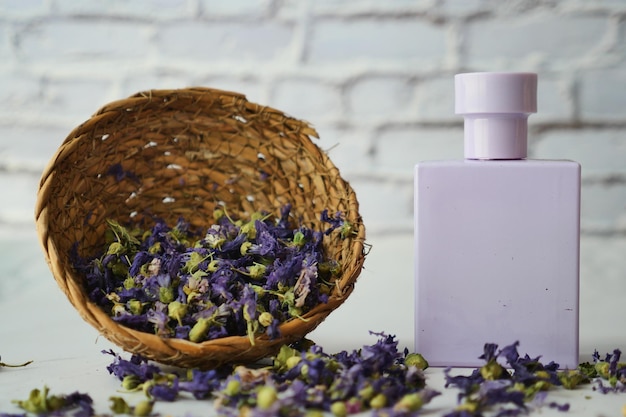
left=455, top=72, right=537, bottom=160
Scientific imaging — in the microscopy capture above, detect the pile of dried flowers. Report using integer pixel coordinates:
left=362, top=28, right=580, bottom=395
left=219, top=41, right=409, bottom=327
left=72, top=205, right=349, bottom=343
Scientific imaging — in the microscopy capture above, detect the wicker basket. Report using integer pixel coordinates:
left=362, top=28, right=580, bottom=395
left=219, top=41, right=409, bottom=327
left=35, top=87, right=366, bottom=369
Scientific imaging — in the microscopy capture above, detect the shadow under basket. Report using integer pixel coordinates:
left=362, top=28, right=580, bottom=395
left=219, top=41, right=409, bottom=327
left=34, top=87, right=366, bottom=369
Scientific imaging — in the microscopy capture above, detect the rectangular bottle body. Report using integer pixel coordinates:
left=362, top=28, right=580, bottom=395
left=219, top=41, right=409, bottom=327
left=414, top=159, right=580, bottom=368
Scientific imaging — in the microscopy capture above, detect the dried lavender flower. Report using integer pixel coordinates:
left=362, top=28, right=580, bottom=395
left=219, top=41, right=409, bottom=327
left=73, top=205, right=345, bottom=345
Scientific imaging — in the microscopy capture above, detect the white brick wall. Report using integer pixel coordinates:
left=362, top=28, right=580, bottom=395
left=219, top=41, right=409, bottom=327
left=1, top=0, right=625, bottom=336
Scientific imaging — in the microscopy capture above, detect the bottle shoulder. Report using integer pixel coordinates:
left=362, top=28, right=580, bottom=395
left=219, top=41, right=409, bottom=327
left=416, top=159, right=580, bottom=170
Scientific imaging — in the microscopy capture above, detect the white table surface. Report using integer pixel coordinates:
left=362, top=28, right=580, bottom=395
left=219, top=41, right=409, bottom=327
left=1, top=229, right=625, bottom=416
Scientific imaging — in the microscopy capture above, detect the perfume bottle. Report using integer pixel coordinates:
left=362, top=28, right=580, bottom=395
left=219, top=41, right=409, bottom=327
left=414, top=72, right=580, bottom=368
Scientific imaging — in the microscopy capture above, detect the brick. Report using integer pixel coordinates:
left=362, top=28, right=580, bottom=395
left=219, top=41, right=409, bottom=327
left=192, top=76, right=267, bottom=104
left=375, top=127, right=463, bottom=176
left=579, top=235, right=626, bottom=353
left=465, top=15, right=607, bottom=69
left=36, top=78, right=114, bottom=125
left=271, top=78, right=342, bottom=123
left=18, top=20, right=153, bottom=62
left=580, top=68, right=626, bottom=121
left=348, top=76, right=416, bottom=124
left=531, top=129, right=626, bottom=179
left=580, top=183, right=626, bottom=233
left=534, top=75, right=574, bottom=122
left=120, top=73, right=197, bottom=98
left=308, top=18, right=446, bottom=65
left=434, top=0, right=488, bottom=16
left=348, top=177, right=413, bottom=230
left=313, top=125, right=374, bottom=174
left=0, top=125, right=68, bottom=170
left=158, top=21, right=294, bottom=62
left=53, top=0, right=194, bottom=20
left=0, top=231, right=52, bottom=303
left=415, top=76, right=456, bottom=122
left=0, top=71, right=41, bottom=116
left=279, top=0, right=434, bottom=19
left=309, top=0, right=434, bottom=15
left=0, top=0, right=48, bottom=17
left=200, top=0, right=269, bottom=18
left=0, top=24, right=10, bottom=62
left=0, top=173, right=40, bottom=224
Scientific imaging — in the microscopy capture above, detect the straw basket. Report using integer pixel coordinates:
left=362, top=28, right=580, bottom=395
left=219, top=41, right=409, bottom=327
left=34, top=87, right=366, bottom=369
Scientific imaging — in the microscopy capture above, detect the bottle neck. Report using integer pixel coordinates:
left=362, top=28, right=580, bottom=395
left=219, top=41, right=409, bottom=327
left=463, top=114, right=528, bottom=160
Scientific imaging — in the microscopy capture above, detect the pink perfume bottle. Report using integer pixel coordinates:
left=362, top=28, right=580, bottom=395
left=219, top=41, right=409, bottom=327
left=414, top=72, right=580, bottom=368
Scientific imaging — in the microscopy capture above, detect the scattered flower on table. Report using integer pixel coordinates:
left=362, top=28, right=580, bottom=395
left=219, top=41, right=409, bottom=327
left=103, top=332, right=439, bottom=417
left=6, top=386, right=93, bottom=417
left=579, top=348, right=626, bottom=394
left=443, top=341, right=586, bottom=417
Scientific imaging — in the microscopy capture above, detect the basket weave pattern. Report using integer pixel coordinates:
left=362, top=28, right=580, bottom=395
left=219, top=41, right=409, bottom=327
left=35, top=88, right=366, bottom=369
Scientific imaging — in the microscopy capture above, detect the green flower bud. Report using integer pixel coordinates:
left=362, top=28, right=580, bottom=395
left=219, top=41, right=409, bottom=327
left=480, top=361, right=506, bottom=380
left=133, top=400, right=153, bottom=417
left=256, top=386, right=278, bottom=410
left=595, top=362, right=610, bottom=379
left=241, top=221, right=257, bottom=239
left=148, top=241, right=161, bottom=254
left=122, top=375, right=141, bottom=390
left=258, top=312, right=273, bottom=327
left=128, top=300, right=143, bottom=315
left=358, top=385, right=374, bottom=401
left=159, top=286, right=174, bottom=304
left=558, top=370, right=588, bottom=389
left=189, top=318, right=211, bottom=343
left=286, top=356, right=301, bottom=370
left=224, top=379, right=241, bottom=397
left=123, top=276, right=136, bottom=290
left=369, top=393, right=387, bottom=409
left=394, top=393, right=424, bottom=412
left=109, top=397, right=133, bottom=414
left=292, top=231, right=306, bottom=247
left=240, top=241, right=252, bottom=256
left=167, top=301, right=188, bottom=325
left=330, top=401, right=347, bottom=417
left=107, top=241, right=125, bottom=255
left=207, top=259, right=220, bottom=272
left=405, top=353, right=429, bottom=370
left=213, top=208, right=225, bottom=221
left=249, top=263, right=266, bottom=280
left=340, top=221, right=354, bottom=239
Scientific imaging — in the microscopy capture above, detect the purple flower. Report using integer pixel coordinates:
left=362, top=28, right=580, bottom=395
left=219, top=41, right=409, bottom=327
left=178, top=369, right=225, bottom=399
left=320, top=209, right=345, bottom=235
left=103, top=350, right=160, bottom=383
left=148, top=380, right=179, bottom=402
left=147, top=309, right=170, bottom=336
left=248, top=221, right=279, bottom=257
